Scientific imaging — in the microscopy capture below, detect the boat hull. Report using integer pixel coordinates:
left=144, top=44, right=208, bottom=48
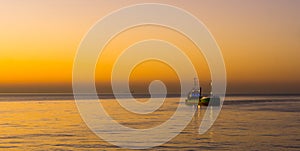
left=185, top=97, right=221, bottom=106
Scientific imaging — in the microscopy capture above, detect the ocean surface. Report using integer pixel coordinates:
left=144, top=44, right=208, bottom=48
left=0, top=94, right=299, bottom=150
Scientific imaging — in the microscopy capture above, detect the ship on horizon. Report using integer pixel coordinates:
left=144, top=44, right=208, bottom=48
left=185, top=78, right=220, bottom=106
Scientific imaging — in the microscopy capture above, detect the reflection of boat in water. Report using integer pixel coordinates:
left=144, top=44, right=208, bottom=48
left=185, top=78, right=220, bottom=106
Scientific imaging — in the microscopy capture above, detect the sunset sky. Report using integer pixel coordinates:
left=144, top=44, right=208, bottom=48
left=1, top=0, right=299, bottom=94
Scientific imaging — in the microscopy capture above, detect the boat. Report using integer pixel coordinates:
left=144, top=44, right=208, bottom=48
left=185, top=78, right=202, bottom=104
left=185, top=78, right=220, bottom=106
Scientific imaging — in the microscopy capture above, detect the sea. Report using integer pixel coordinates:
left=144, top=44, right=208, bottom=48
left=0, top=94, right=299, bottom=150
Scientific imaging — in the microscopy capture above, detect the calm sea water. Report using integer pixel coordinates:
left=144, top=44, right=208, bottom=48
left=0, top=94, right=299, bottom=150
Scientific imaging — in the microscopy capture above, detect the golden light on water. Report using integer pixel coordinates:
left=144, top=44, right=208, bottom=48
left=0, top=1, right=299, bottom=150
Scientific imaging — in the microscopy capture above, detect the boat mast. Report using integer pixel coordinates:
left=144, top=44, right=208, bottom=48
left=193, top=77, right=199, bottom=89
left=194, top=77, right=202, bottom=97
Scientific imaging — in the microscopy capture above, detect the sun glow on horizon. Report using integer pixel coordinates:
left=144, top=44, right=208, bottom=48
left=1, top=1, right=299, bottom=94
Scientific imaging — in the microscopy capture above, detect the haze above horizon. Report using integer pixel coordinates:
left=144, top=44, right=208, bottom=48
left=1, top=0, right=299, bottom=94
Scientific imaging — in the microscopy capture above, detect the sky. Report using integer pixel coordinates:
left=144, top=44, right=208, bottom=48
left=0, top=0, right=299, bottom=94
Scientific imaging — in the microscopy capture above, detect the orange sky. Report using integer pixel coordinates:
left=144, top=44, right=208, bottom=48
left=0, top=1, right=299, bottom=94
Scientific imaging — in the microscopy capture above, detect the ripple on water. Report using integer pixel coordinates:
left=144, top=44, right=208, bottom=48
left=0, top=96, right=299, bottom=150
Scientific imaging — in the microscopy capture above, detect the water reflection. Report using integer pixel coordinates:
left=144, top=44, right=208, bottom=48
left=0, top=96, right=299, bottom=150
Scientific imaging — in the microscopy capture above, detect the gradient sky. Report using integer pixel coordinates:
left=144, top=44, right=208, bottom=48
left=0, top=0, right=299, bottom=94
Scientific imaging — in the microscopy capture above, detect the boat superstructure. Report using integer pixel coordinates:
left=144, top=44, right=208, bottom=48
left=186, top=78, right=202, bottom=104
